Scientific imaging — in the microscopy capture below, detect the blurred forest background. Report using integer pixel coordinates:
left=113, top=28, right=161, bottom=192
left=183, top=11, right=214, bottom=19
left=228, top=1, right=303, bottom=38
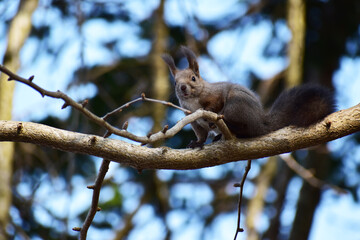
left=1, top=0, right=360, bottom=239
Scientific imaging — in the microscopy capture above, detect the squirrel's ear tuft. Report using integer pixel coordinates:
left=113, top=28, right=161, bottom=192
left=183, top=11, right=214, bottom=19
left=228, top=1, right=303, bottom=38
left=162, top=54, right=177, bottom=77
left=181, top=46, right=200, bottom=77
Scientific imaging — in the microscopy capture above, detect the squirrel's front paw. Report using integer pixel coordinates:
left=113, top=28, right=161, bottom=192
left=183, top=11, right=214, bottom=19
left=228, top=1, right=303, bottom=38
left=187, top=140, right=204, bottom=149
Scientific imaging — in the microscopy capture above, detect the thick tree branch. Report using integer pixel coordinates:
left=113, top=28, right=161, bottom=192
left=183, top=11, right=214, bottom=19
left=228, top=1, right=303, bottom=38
left=0, top=103, right=359, bottom=170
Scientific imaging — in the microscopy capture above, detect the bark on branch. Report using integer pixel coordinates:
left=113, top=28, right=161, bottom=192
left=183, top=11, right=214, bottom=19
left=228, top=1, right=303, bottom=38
left=0, top=103, right=359, bottom=170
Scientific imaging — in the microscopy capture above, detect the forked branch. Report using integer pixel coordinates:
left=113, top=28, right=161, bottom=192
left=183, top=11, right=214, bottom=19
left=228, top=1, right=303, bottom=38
left=0, top=64, right=234, bottom=143
left=280, top=154, right=346, bottom=194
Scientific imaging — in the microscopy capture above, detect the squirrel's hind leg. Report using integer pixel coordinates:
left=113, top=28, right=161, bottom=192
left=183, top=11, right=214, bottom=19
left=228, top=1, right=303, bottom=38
left=222, top=95, right=267, bottom=138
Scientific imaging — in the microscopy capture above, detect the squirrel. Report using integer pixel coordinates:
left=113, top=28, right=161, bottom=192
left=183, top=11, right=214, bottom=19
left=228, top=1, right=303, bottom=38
left=162, top=46, right=335, bottom=148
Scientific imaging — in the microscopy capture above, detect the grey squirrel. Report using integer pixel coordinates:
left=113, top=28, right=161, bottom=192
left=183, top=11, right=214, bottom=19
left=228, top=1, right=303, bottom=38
left=162, top=46, right=335, bottom=148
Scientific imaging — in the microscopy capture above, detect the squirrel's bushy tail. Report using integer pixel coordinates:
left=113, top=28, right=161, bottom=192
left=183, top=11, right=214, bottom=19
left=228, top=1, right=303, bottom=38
left=267, top=85, right=336, bottom=132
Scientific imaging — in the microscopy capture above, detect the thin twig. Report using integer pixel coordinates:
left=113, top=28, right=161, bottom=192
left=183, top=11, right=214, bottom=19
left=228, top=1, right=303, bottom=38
left=0, top=64, right=234, bottom=143
left=77, top=132, right=113, bottom=239
left=280, top=154, right=347, bottom=194
left=233, top=159, right=252, bottom=240
left=102, top=93, right=191, bottom=120
left=76, top=159, right=110, bottom=239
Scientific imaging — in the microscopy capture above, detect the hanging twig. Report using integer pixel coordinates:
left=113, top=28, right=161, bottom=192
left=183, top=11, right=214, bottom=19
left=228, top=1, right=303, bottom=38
left=233, top=159, right=252, bottom=240
left=72, top=159, right=110, bottom=239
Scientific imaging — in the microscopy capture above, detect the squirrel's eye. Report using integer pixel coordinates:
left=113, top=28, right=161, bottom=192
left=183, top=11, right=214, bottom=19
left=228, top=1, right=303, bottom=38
left=191, top=76, right=196, bottom=82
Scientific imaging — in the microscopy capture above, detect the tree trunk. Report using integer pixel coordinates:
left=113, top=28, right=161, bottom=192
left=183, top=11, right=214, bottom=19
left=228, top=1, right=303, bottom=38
left=151, top=0, right=169, bottom=134
left=0, top=0, right=38, bottom=238
left=246, top=156, right=278, bottom=240
left=289, top=148, right=330, bottom=240
left=286, top=0, right=306, bottom=88
left=263, top=161, right=294, bottom=239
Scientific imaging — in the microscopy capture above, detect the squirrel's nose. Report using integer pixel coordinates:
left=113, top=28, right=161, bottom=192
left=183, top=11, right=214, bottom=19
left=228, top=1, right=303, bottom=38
left=180, top=85, right=186, bottom=92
